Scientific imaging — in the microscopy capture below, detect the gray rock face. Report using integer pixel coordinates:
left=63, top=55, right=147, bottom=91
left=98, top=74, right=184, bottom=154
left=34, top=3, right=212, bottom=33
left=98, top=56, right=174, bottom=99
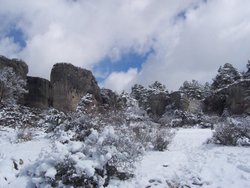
left=0, top=55, right=28, bottom=78
left=149, top=93, right=168, bottom=116
left=203, top=80, right=250, bottom=115
left=50, top=63, right=101, bottom=112
left=226, top=80, right=250, bottom=114
left=100, top=88, right=118, bottom=109
left=24, top=76, right=52, bottom=108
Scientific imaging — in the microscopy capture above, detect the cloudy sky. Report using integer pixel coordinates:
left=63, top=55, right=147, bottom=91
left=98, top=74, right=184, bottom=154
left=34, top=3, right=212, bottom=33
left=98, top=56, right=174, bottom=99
left=1, top=0, right=250, bottom=92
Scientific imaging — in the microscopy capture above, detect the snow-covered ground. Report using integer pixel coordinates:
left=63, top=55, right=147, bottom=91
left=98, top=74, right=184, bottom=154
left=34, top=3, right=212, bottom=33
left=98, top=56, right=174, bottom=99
left=0, top=127, right=50, bottom=187
left=109, top=129, right=250, bottom=188
left=1, top=127, right=250, bottom=188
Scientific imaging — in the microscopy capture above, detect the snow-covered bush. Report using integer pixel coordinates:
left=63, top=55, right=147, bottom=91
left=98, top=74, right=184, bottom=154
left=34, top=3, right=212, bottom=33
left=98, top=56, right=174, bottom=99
left=0, top=105, right=42, bottom=128
left=209, top=117, right=250, bottom=146
left=159, top=110, right=212, bottom=128
left=38, top=108, right=70, bottom=133
left=16, top=128, right=33, bottom=142
left=131, top=122, right=174, bottom=151
left=153, top=128, right=174, bottom=151
left=24, top=126, right=143, bottom=187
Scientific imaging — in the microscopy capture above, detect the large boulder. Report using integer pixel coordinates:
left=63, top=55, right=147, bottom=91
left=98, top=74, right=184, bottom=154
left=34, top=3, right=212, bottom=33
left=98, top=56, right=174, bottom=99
left=0, top=55, right=28, bottom=79
left=50, top=63, right=101, bottom=112
left=149, top=93, right=168, bottom=116
left=24, top=76, right=52, bottom=108
left=203, top=80, right=250, bottom=115
left=226, top=80, right=250, bottom=114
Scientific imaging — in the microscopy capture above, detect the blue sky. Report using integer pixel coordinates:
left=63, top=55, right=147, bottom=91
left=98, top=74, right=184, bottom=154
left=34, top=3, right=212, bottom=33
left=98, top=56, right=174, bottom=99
left=0, top=0, right=250, bottom=92
left=93, top=49, right=154, bottom=84
left=7, top=26, right=26, bottom=48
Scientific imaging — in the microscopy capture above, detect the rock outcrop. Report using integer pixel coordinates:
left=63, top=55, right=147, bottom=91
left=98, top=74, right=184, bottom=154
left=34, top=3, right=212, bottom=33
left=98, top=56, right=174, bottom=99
left=50, top=63, right=101, bottom=112
left=24, top=76, right=52, bottom=108
left=203, top=80, right=250, bottom=115
left=0, top=55, right=28, bottom=79
left=100, top=88, right=119, bottom=109
left=149, top=93, right=169, bottom=116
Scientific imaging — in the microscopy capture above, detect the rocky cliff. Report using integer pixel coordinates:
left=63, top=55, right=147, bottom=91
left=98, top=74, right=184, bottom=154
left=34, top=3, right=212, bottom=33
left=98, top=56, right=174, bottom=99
left=203, top=80, right=250, bottom=115
left=50, top=63, right=101, bottom=112
left=24, top=76, right=52, bottom=108
left=0, top=55, right=28, bottom=79
left=149, top=93, right=169, bottom=116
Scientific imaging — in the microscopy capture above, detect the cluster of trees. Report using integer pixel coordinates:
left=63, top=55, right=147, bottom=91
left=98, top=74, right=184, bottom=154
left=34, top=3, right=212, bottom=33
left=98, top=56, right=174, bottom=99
left=131, top=81, right=168, bottom=110
left=130, top=61, right=250, bottom=104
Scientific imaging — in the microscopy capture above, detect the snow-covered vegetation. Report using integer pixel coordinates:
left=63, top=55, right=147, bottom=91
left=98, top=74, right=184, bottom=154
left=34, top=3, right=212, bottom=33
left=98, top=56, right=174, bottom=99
left=209, top=117, right=250, bottom=146
left=0, top=67, right=26, bottom=105
left=0, top=92, right=174, bottom=187
left=0, top=61, right=250, bottom=187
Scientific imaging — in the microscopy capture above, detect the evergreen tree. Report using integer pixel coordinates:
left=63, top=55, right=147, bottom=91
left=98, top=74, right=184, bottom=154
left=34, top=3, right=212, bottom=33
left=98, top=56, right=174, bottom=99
left=244, top=60, right=250, bottom=79
left=131, top=84, right=150, bottom=109
left=179, top=80, right=204, bottom=99
left=148, top=81, right=168, bottom=94
left=203, top=82, right=211, bottom=98
left=211, top=63, right=241, bottom=90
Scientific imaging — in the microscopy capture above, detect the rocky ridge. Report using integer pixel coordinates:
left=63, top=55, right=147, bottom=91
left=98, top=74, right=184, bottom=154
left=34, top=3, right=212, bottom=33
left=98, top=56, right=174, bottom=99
left=0, top=55, right=249, bottom=117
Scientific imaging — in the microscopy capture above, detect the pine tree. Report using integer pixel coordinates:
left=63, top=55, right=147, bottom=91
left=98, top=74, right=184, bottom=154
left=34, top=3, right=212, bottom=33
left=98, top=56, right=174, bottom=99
left=148, top=81, right=168, bottom=94
left=179, top=80, right=204, bottom=99
left=203, top=82, right=211, bottom=98
left=211, top=63, right=241, bottom=90
left=131, top=84, right=149, bottom=109
left=244, top=60, right=250, bottom=79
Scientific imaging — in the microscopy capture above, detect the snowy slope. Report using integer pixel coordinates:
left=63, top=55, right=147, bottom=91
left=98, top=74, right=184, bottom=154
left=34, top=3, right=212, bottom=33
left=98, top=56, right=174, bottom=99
left=0, top=127, right=50, bottom=187
left=1, top=127, right=250, bottom=188
left=109, top=129, right=250, bottom=188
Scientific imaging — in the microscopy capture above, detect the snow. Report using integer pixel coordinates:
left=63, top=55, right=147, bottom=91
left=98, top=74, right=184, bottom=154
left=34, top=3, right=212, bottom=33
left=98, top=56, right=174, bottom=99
left=109, top=128, right=250, bottom=188
left=1, top=126, right=250, bottom=188
left=0, top=127, right=50, bottom=187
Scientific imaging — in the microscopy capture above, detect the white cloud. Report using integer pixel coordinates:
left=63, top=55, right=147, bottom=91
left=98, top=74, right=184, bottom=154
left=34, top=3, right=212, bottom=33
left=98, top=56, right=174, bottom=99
left=0, top=38, right=20, bottom=58
left=1, top=0, right=250, bottom=92
left=135, top=0, right=250, bottom=90
left=103, top=68, right=138, bottom=93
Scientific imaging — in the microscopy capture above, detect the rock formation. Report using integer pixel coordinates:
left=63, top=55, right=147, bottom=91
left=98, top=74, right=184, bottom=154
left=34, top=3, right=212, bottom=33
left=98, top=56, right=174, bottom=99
left=203, top=80, right=250, bottom=115
left=0, top=55, right=28, bottom=79
left=100, top=88, right=118, bottom=109
left=50, top=63, right=101, bottom=112
left=149, top=93, right=168, bottom=116
left=24, top=76, right=52, bottom=108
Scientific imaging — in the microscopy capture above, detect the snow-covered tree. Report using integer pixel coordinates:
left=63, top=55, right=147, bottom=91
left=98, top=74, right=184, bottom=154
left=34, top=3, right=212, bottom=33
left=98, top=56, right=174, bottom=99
left=148, top=81, right=168, bottom=94
left=179, top=80, right=204, bottom=100
left=211, top=63, right=241, bottom=90
left=247, top=60, right=250, bottom=70
left=244, top=60, right=250, bottom=79
left=0, top=67, right=26, bottom=105
left=131, top=84, right=149, bottom=109
left=203, top=82, right=211, bottom=98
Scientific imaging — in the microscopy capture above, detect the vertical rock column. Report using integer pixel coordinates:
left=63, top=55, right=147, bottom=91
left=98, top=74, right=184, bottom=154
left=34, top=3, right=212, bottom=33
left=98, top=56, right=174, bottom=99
left=50, top=63, right=101, bottom=112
